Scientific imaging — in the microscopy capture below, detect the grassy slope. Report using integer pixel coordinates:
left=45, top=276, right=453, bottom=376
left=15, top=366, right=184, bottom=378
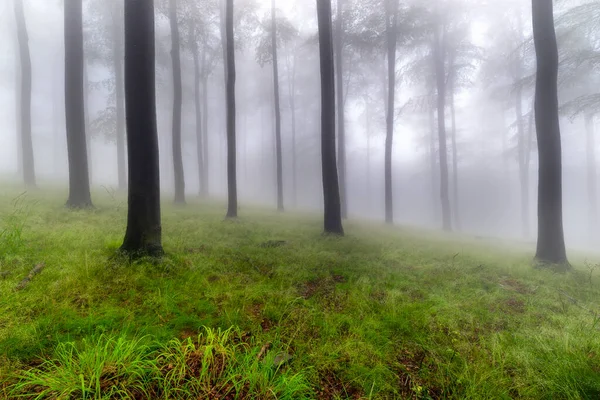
left=0, top=187, right=599, bottom=399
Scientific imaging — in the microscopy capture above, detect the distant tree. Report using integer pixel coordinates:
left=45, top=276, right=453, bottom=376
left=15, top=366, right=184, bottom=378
left=335, top=0, right=347, bottom=218
left=225, top=0, right=238, bottom=219
left=169, top=0, right=186, bottom=204
left=532, top=0, right=568, bottom=267
left=64, top=0, right=92, bottom=208
left=316, top=0, right=344, bottom=235
left=271, top=0, right=284, bottom=211
left=120, top=0, right=163, bottom=257
left=13, top=0, right=36, bottom=188
left=384, top=0, right=398, bottom=225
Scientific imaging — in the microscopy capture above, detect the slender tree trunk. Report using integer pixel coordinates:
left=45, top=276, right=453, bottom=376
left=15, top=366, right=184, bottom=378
left=14, top=0, right=36, bottom=187
left=83, top=61, right=92, bottom=185
left=585, top=114, right=597, bottom=237
left=191, top=25, right=205, bottom=198
left=433, top=23, right=452, bottom=231
left=384, top=0, right=398, bottom=225
left=429, top=96, right=439, bottom=224
left=111, top=5, right=126, bottom=191
left=287, top=54, right=298, bottom=208
left=515, top=85, right=529, bottom=238
left=271, top=0, right=284, bottom=211
left=316, top=0, right=344, bottom=235
left=532, top=0, right=568, bottom=266
left=335, top=0, right=347, bottom=218
left=121, top=0, right=163, bottom=257
left=225, top=0, right=238, bottom=218
left=64, top=0, right=92, bottom=208
left=365, top=96, right=371, bottom=207
left=169, top=0, right=185, bottom=204
left=202, top=73, right=209, bottom=197
left=449, top=68, right=460, bottom=231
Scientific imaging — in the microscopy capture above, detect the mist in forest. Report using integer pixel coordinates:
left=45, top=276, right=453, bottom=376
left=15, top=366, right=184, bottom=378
left=0, top=0, right=597, bottom=252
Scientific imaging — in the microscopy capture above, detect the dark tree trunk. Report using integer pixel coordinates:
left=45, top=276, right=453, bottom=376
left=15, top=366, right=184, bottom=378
left=121, top=0, right=163, bottom=257
left=225, top=0, right=238, bottom=218
left=112, top=4, right=127, bottom=191
left=191, top=25, right=205, bottom=198
left=532, top=0, right=568, bottom=266
left=316, top=0, right=344, bottom=235
left=271, top=0, right=284, bottom=211
left=585, top=114, right=597, bottom=237
left=169, top=0, right=185, bottom=204
left=14, top=0, right=36, bottom=187
left=335, top=0, right=347, bottom=218
left=433, top=23, right=451, bottom=231
left=64, top=0, right=92, bottom=208
left=384, top=0, right=398, bottom=225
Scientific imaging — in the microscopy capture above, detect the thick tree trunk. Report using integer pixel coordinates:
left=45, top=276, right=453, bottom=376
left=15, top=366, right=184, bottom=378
left=121, top=0, right=163, bottom=257
left=335, top=0, right=347, bottom=218
left=64, top=0, right=92, bottom=208
left=191, top=26, right=204, bottom=198
left=13, top=0, right=36, bottom=187
left=532, top=0, right=568, bottom=266
left=112, top=6, right=127, bottom=191
left=225, top=0, right=238, bottom=218
left=271, top=0, right=284, bottom=211
left=384, top=0, right=398, bottom=225
left=169, top=0, right=185, bottom=204
left=433, top=24, right=452, bottom=231
left=316, top=0, right=344, bottom=235
left=585, top=114, right=597, bottom=236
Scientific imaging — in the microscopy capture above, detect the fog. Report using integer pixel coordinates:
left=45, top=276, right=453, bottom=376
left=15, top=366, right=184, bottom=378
left=0, top=0, right=598, bottom=251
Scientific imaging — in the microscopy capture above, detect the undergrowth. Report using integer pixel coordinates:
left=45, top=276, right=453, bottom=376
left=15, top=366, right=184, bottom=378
left=1, top=186, right=599, bottom=399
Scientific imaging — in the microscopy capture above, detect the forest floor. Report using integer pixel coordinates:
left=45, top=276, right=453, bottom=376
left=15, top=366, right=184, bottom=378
left=0, top=185, right=599, bottom=399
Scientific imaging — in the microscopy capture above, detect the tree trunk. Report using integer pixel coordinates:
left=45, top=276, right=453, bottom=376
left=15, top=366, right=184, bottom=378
left=191, top=25, right=204, bottom=198
left=112, top=4, right=126, bottom=191
left=64, top=0, right=92, bottom=208
left=169, top=0, right=185, bottom=204
left=316, top=0, right=344, bottom=235
left=448, top=57, right=460, bottom=231
left=433, top=23, right=452, bottom=231
left=532, top=0, right=568, bottom=266
left=202, top=72, right=209, bottom=197
left=225, top=0, right=238, bottom=218
left=585, top=114, right=597, bottom=237
left=121, top=0, right=163, bottom=257
left=384, top=0, right=398, bottom=225
left=84, top=61, right=92, bottom=185
left=13, top=0, right=36, bottom=187
left=335, top=0, right=347, bottom=218
left=271, top=0, right=284, bottom=211
left=429, top=97, right=439, bottom=224
left=365, top=95, right=371, bottom=207
left=287, top=53, right=298, bottom=208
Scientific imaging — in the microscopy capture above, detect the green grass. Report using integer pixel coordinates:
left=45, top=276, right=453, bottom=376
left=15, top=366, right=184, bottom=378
left=0, top=185, right=599, bottom=399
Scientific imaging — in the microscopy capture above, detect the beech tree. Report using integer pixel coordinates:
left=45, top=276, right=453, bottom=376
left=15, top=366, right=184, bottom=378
left=64, top=0, right=92, bottom=208
left=120, top=0, right=163, bottom=257
left=532, top=0, right=568, bottom=267
left=13, top=0, right=36, bottom=188
left=225, top=0, right=238, bottom=219
left=316, top=0, right=344, bottom=235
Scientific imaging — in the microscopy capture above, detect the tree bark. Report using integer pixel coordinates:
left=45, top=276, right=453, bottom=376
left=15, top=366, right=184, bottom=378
left=335, top=0, right=347, bottom=218
left=448, top=53, right=460, bottom=231
left=13, top=0, right=36, bottom=187
left=169, top=0, right=185, bottom=204
left=225, top=0, right=238, bottom=218
left=64, top=0, right=92, bottom=208
left=191, top=24, right=205, bottom=198
left=585, top=114, right=597, bottom=237
left=83, top=61, right=92, bottom=185
left=201, top=62, right=209, bottom=197
left=121, top=0, right=163, bottom=257
left=271, top=0, right=284, bottom=211
left=433, top=23, right=452, bottom=231
left=287, top=53, right=298, bottom=208
left=532, top=0, right=568, bottom=266
left=316, top=0, right=344, bottom=235
left=384, top=0, right=398, bottom=225
left=111, top=3, right=126, bottom=191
